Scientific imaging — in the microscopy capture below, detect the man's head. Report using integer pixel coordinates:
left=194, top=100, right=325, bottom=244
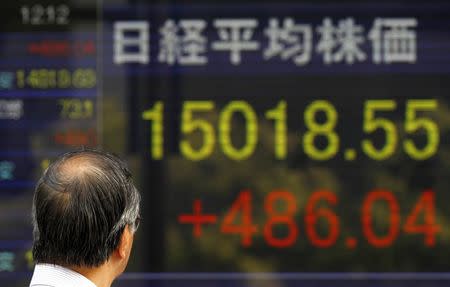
left=31, top=149, right=140, bottom=275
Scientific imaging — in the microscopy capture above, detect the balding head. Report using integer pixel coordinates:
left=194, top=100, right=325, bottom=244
left=31, top=149, right=141, bottom=267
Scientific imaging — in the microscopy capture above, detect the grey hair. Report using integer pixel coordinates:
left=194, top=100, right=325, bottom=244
left=31, top=149, right=141, bottom=267
left=109, top=184, right=141, bottom=236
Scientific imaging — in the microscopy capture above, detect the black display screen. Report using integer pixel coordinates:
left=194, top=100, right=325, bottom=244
left=1, top=1, right=450, bottom=286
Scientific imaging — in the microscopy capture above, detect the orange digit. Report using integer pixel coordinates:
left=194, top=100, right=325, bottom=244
left=403, top=190, right=441, bottom=247
left=362, top=190, right=400, bottom=248
left=263, top=190, right=298, bottom=248
left=220, top=190, right=258, bottom=247
left=305, top=190, right=339, bottom=248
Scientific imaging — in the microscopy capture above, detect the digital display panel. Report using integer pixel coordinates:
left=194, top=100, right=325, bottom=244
left=1, top=1, right=450, bottom=286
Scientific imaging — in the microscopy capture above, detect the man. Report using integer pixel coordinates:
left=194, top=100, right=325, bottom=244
left=29, top=149, right=141, bottom=287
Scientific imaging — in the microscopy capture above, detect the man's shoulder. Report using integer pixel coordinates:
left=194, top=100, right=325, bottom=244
left=29, top=264, right=97, bottom=287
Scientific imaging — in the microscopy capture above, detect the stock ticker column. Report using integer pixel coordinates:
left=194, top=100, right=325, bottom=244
left=105, top=2, right=450, bottom=278
left=0, top=2, right=98, bottom=275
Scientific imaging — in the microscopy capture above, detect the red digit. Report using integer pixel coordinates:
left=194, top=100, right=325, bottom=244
left=362, top=190, right=400, bottom=248
left=403, top=190, right=441, bottom=247
left=305, top=190, right=339, bottom=248
left=263, top=190, right=298, bottom=248
left=220, top=190, right=258, bottom=247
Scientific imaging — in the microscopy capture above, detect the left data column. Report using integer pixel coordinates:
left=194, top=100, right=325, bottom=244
left=0, top=1, right=100, bottom=283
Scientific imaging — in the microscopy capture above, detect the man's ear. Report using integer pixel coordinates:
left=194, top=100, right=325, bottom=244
left=117, top=226, right=132, bottom=259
